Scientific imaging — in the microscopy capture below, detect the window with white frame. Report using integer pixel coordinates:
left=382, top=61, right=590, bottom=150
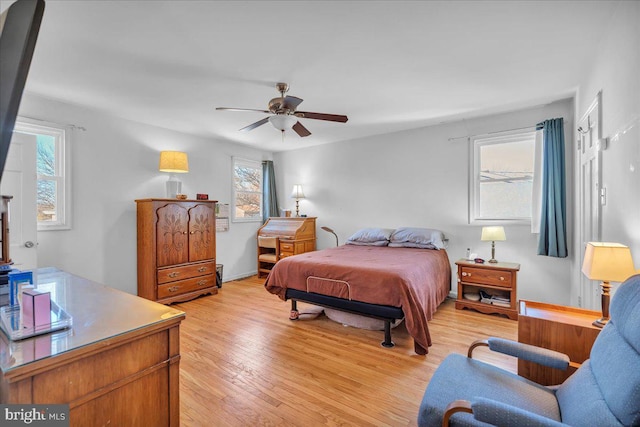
left=232, top=157, right=262, bottom=222
left=470, top=130, right=536, bottom=223
left=15, top=120, right=71, bottom=230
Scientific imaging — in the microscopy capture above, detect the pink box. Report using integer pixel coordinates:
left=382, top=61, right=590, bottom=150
left=22, top=289, right=51, bottom=329
left=21, top=333, right=52, bottom=360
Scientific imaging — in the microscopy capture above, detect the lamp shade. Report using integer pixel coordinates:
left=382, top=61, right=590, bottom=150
left=481, top=226, right=506, bottom=241
left=582, top=242, right=636, bottom=282
left=159, top=151, right=189, bottom=173
left=269, top=115, right=298, bottom=131
left=290, top=184, right=305, bottom=199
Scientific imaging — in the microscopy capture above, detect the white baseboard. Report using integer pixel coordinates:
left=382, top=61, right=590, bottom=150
left=222, top=270, right=259, bottom=283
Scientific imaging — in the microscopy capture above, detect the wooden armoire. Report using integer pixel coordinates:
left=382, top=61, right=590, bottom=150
left=136, top=198, right=217, bottom=304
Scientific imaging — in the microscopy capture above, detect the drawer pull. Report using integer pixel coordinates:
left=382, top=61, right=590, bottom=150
left=190, top=231, right=195, bottom=235
left=198, top=267, right=208, bottom=272
left=462, top=272, right=470, bottom=277
left=168, top=272, right=180, bottom=278
left=500, top=276, right=505, bottom=281
left=197, top=280, right=207, bottom=286
left=168, top=286, right=180, bottom=292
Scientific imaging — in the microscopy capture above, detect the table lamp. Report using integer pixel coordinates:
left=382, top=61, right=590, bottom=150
left=159, top=151, right=189, bottom=198
left=481, top=226, right=506, bottom=263
left=582, top=242, right=636, bottom=327
left=290, top=184, right=305, bottom=217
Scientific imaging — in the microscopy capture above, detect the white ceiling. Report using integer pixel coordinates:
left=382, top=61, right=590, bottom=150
left=3, top=0, right=618, bottom=151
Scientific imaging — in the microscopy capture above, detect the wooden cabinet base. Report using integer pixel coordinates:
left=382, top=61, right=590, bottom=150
left=0, top=270, right=185, bottom=427
left=518, top=300, right=601, bottom=385
left=2, top=325, right=182, bottom=425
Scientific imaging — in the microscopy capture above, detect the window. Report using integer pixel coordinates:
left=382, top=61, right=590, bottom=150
left=232, top=157, right=262, bottom=222
left=470, top=130, right=536, bottom=223
left=15, top=120, right=71, bottom=230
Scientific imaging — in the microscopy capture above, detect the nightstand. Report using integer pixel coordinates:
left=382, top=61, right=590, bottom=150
left=455, top=259, right=520, bottom=320
left=518, top=300, right=601, bottom=385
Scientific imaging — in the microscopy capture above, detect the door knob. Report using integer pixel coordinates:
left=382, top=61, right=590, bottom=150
left=24, top=241, right=35, bottom=248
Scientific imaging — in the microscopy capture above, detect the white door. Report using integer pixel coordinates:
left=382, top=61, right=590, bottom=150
left=578, top=93, right=602, bottom=309
left=0, top=132, right=38, bottom=270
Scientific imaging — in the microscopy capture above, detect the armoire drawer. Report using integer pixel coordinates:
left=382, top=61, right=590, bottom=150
left=157, top=274, right=216, bottom=299
left=157, top=261, right=215, bottom=285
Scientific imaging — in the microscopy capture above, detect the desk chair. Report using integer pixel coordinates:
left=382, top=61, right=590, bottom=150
left=257, top=236, right=280, bottom=278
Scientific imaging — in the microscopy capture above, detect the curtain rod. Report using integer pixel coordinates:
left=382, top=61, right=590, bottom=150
left=17, top=115, right=86, bottom=131
left=447, top=125, right=539, bottom=142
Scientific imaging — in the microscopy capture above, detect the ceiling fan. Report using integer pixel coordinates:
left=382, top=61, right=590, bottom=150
left=216, top=82, right=348, bottom=138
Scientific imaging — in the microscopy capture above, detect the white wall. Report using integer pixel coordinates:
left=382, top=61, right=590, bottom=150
left=571, top=0, right=640, bottom=303
left=18, top=93, right=271, bottom=294
left=274, top=99, right=575, bottom=305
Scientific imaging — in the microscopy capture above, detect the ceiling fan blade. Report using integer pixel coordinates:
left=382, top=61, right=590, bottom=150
left=239, top=117, right=269, bottom=132
left=283, top=96, right=303, bottom=110
left=216, top=107, right=270, bottom=113
left=292, top=121, right=311, bottom=137
left=295, top=111, right=348, bottom=123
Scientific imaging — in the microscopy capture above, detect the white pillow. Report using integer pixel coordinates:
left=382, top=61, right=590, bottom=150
left=389, top=227, right=445, bottom=250
left=346, top=228, right=393, bottom=244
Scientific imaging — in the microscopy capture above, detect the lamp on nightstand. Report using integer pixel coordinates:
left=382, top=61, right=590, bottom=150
left=582, top=242, right=636, bottom=328
left=481, top=226, right=506, bottom=263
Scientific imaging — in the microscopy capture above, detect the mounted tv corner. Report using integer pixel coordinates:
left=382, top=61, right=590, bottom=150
left=0, top=0, right=45, bottom=183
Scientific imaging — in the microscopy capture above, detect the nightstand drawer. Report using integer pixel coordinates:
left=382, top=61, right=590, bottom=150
left=460, top=266, right=512, bottom=288
left=455, top=259, right=520, bottom=320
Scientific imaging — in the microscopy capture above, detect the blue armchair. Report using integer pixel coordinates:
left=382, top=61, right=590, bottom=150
left=418, top=274, right=640, bottom=426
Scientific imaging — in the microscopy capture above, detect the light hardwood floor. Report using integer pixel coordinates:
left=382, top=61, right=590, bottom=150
left=175, top=275, right=518, bottom=427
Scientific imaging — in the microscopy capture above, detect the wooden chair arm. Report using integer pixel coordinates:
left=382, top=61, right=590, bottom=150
left=467, top=339, right=489, bottom=358
left=442, top=399, right=473, bottom=427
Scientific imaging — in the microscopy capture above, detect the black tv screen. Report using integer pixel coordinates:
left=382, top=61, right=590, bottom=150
left=0, top=0, right=45, bottom=184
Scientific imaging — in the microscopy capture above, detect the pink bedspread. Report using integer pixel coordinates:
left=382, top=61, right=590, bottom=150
left=264, top=245, right=451, bottom=354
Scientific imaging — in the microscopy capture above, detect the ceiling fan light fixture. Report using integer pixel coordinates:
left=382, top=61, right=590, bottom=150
left=216, top=83, right=347, bottom=138
left=269, top=114, right=298, bottom=131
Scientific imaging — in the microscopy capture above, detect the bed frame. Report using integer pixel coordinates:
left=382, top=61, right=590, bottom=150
left=286, top=288, right=405, bottom=348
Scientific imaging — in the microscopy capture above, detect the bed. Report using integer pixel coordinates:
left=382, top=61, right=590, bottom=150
left=264, top=227, right=452, bottom=355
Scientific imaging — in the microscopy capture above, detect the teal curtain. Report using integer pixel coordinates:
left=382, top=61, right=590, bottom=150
left=262, top=161, right=280, bottom=223
left=536, top=118, right=567, bottom=257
